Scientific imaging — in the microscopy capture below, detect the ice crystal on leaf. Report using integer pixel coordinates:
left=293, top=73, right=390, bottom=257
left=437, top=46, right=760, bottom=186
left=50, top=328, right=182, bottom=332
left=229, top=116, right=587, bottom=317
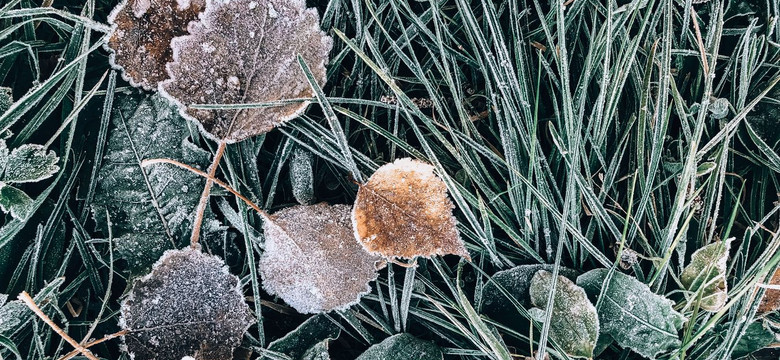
left=107, top=0, right=206, bottom=90
left=352, top=158, right=468, bottom=260
left=160, top=0, right=333, bottom=142
left=120, top=248, right=253, bottom=360
left=259, top=203, right=381, bottom=314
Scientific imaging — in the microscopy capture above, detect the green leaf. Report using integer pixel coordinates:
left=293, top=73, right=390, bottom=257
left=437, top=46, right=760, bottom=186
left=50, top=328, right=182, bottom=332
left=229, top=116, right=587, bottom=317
left=92, top=94, right=225, bottom=275
left=355, top=333, right=443, bottom=360
left=732, top=320, right=775, bottom=358
left=0, top=139, right=7, bottom=177
left=680, top=239, right=731, bottom=312
left=577, top=269, right=685, bottom=359
left=529, top=270, right=599, bottom=359
left=0, top=182, right=32, bottom=220
left=290, top=147, right=314, bottom=205
left=482, top=264, right=578, bottom=313
left=2, top=143, right=59, bottom=183
left=0, top=278, right=64, bottom=338
left=300, top=339, right=331, bottom=360
left=266, top=314, right=341, bottom=360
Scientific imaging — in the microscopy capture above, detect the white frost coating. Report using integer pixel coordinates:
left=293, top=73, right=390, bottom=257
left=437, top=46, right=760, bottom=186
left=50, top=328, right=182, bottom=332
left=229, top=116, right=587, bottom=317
left=131, top=0, right=151, bottom=18
left=177, top=0, right=192, bottom=10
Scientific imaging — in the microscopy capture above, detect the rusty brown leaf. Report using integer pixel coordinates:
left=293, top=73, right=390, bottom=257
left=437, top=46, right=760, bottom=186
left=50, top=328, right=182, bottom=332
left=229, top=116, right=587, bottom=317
left=352, top=158, right=469, bottom=260
left=159, top=0, right=333, bottom=143
left=758, top=267, right=780, bottom=314
left=107, top=0, right=206, bottom=90
left=259, top=203, right=381, bottom=314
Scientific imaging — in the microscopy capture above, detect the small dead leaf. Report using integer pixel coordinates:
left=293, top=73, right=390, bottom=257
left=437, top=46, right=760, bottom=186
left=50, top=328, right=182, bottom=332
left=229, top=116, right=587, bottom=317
left=120, top=248, right=253, bottom=360
left=160, top=0, right=333, bottom=142
left=680, top=239, right=731, bottom=312
left=352, top=158, right=468, bottom=260
left=107, top=0, right=206, bottom=90
left=758, top=267, right=780, bottom=314
left=260, top=203, right=381, bottom=314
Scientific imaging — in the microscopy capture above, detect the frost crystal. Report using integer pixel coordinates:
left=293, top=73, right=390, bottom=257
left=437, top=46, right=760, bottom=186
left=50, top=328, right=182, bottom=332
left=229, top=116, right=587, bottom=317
left=120, top=248, right=253, bottom=359
left=107, top=0, right=206, bottom=90
left=160, top=0, right=333, bottom=142
left=352, top=158, right=469, bottom=259
left=259, top=203, right=381, bottom=314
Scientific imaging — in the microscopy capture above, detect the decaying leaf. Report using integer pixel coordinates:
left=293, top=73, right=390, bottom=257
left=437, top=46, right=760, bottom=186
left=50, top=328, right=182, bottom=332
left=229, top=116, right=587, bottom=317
left=259, top=203, right=381, bottom=314
left=160, top=0, right=333, bottom=142
left=528, top=270, right=599, bottom=359
left=355, top=333, right=443, bottom=360
left=352, top=158, right=468, bottom=259
left=577, top=269, right=686, bottom=359
left=680, top=239, right=731, bottom=312
left=120, top=248, right=253, bottom=360
left=107, top=0, right=206, bottom=90
left=758, top=267, right=780, bottom=314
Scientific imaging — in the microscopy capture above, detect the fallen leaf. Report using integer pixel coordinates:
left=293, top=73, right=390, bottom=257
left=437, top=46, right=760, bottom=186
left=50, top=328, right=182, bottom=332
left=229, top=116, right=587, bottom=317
left=120, top=248, right=253, bottom=360
left=680, top=239, right=731, bottom=312
left=160, top=0, right=333, bottom=142
left=758, top=267, right=780, bottom=314
left=355, top=333, right=442, bottom=360
left=107, top=0, right=206, bottom=90
left=352, top=158, right=468, bottom=259
left=259, top=203, right=381, bottom=314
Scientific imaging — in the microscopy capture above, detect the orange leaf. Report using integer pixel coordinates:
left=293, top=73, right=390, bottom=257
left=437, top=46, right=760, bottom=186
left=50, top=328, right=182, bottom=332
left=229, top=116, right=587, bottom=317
left=758, top=267, right=780, bottom=314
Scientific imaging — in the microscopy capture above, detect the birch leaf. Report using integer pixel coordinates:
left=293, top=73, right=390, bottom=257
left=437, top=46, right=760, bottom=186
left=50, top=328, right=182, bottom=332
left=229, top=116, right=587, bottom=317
left=680, top=239, right=731, bottom=312
left=160, top=0, right=333, bottom=142
left=758, top=267, right=780, bottom=314
left=352, top=158, right=468, bottom=259
left=355, top=333, right=443, bottom=360
left=577, top=269, right=685, bottom=359
left=120, top=248, right=253, bottom=360
left=107, top=0, right=206, bottom=90
left=259, top=203, right=381, bottom=314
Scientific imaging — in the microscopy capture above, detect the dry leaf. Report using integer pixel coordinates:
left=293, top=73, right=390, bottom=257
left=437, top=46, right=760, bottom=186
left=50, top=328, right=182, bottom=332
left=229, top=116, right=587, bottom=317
left=758, top=267, right=780, bottom=314
left=107, top=0, right=206, bottom=90
left=120, top=248, right=253, bottom=359
left=259, top=203, right=381, bottom=314
left=352, top=158, right=469, bottom=260
left=160, top=0, right=333, bottom=142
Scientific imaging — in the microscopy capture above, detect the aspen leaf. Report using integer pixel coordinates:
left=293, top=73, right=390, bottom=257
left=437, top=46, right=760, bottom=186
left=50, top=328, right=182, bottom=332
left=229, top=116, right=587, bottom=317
left=680, top=239, right=731, bottom=312
left=107, top=0, right=206, bottom=90
left=757, top=267, right=780, bottom=314
left=528, top=270, right=599, bottom=359
left=352, top=158, right=468, bottom=259
left=120, top=248, right=253, bottom=360
left=159, top=0, right=333, bottom=142
left=259, top=203, right=381, bottom=314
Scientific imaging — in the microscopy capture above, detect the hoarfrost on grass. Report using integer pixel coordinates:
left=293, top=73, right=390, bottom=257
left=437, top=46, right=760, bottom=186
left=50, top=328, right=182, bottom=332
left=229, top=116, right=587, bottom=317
left=259, top=203, right=381, bottom=314
left=120, top=248, right=253, bottom=360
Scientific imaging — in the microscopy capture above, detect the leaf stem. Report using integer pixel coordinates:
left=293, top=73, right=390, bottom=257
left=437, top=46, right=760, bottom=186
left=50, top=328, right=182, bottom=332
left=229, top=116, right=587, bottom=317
left=18, top=291, right=99, bottom=360
left=189, top=141, right=227, bottom=247
left=60, top=330, right=128, bottom=360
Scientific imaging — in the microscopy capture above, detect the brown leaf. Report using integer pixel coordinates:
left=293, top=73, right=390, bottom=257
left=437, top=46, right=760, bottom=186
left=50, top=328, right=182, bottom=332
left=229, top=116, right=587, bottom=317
left=259, top=203, right=381, bottom=314
left=758, top=267, right=780, bottom=314
left=107, top=0, right=206, bottom=90
left=352, top=158, right=469, bottom=260
left=160, top=0, right=333, bottom=142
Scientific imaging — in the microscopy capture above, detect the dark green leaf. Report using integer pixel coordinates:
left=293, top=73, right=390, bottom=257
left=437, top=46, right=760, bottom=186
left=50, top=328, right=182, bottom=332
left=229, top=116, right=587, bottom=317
left=266, top=314, right=341, bottom=360
left=355, top=333, right=442, bottom=360
left=732, top=321, right=775, bottom=358
left=2, top=144, right=58, bottom=183
left=0, top=182, right=31, bottom=220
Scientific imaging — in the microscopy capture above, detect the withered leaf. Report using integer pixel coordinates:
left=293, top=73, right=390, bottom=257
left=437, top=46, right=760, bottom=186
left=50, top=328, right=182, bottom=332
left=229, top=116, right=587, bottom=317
left=259, top=203, right=381, bottom=314
left=680, top=239, right=731, bottom=312
left=160, top=0, right=333, bottom=142
left=352, top=158, right=469, bottom=260
left=758, top=267, right=780, bottom=314
left=120, top=248, right=253, bottom=360
left=107, top=0, right=206, bottom=90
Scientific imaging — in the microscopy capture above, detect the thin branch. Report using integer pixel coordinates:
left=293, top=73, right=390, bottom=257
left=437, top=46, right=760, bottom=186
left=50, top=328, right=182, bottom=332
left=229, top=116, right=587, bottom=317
left=59, top=330, right=128, bottom=360
left=190, top=141, right=228, bottom=247
left=18, top=292, right=99, bottom=360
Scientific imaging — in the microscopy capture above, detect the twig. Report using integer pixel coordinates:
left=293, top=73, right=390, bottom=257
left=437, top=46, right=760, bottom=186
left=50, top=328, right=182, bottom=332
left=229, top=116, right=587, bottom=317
left=141, top=158, right=269, bottom=220
left=18, top=292, right=99, bottom=360
left=59, top=330, right=128, bottom=360
left=190, top=141, right=228, bottom=247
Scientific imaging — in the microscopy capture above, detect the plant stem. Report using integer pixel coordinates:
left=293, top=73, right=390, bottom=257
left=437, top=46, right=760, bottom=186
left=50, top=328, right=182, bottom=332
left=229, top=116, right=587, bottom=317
left=18, top=291, right=99, bottom=360
left=190, top=141, right=227, bottom=247
left=60, top=330, right=128, bottom=360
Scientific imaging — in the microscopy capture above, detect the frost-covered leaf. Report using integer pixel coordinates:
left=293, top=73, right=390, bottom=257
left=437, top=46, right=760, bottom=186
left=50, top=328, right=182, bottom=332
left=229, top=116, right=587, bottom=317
left=290, top=148, right=314, bottom=205
left=352, top=158, right=468, bottom=259
left=0, top=139, right=7, bottom=176
left=758, top=267, right=780, bottom=314
left=0, top=278, right=64, bottom=338
left=529, top=270, right=598, bottom=359
left=0, top=182, right=33, bottom=220
left=482, top=264, right=578, bottom=313
left=260, top=203, right=380, bottom=313
left=680, top=239, right=731, bottom=312
left=2, top=144, right=59, bottom=183
left=732, top=320, right=776, bottom=358
left=0, top=87, right=11, bottom=114
left=355, top=333, right=443, bottom=360
left=159, top=0, right=333, bottom=142
left=107, top=0, right=206, bottom=90
left=92, top=94, right=226, bottom=275
left=301, top=339, right=331, bottom=360
left=120, top=248, right=253, bottom=360
left=265, top=314, right=340, bottom=360
left=577, top=269, right=685, bottom=359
